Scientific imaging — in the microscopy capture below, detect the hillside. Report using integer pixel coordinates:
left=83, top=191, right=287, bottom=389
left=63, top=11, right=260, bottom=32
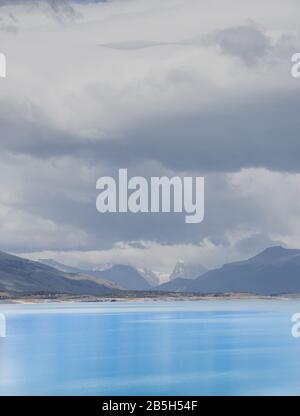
left=39, top=259, right=151, bottom=291
left=158, top=246, right=300, bottom=295
left=0, top=251, right=121, bottom=296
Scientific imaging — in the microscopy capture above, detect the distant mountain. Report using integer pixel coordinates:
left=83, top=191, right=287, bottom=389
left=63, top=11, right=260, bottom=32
left=159, top=246, right=300, bottom=295
left=158, top=278, right=197, bottom=293
left=39, top=259, right=81, bottom=274
left=0, top=251, right=121, bottom=296
left=87, top=265, right=151, bottom=291
left=138, top=268, right=160, bottom=286
left=169, top=260, right=207, bottom=280
left=39, top=259, right=151, bottom=291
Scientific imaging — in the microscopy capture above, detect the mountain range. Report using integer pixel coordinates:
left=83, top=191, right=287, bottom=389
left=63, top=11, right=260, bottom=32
left=1, top=246, right=300, bottom=297
left=39, top=259, right=151, bottom=291
left=159, top=246, right=300, bottom=295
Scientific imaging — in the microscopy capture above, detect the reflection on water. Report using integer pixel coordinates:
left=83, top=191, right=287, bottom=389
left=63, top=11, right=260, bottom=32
left=0, top=300, right=299, bottom=396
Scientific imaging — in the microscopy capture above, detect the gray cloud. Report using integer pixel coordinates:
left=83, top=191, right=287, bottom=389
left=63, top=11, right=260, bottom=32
left=0, top=0, right=79, bottom=21
left=98, top=40, right=168, bottom=50
left=98, top=23, right=272, bottom=62
left=3, top=88, right=298, bottom=174
left=0, top=0, right=71, bottom=6
left=207, top=23, right=272, bottom=65
left=98, top=91, right=300, bottom=173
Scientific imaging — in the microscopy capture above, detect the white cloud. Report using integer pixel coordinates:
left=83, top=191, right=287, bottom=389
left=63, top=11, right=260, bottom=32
left=228, top=169, right=300, bottom=247
left=0, top=0, right=297, bottom=141
left=0, top=203, right=89, bottom=251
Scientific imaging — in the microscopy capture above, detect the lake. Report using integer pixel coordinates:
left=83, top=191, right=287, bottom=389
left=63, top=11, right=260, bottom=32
left=0, top=300, right=299, bottom=396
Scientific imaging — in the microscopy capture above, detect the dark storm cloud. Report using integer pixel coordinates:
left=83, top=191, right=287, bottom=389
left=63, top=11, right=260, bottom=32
left=0, top=161, right=254, bottom=253
left=0, top=116, right=85, bottom=158
left=3, top=88, right=298, bottom=174
left=119, top=91, right=300, bottom=173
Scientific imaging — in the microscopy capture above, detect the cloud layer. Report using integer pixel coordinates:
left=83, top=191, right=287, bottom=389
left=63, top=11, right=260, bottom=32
left=1, top=0, right=300, bottom=272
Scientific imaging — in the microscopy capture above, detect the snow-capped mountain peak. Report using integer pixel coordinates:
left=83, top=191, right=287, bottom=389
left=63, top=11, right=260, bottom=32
left=169, top=261, right=207, bottom=281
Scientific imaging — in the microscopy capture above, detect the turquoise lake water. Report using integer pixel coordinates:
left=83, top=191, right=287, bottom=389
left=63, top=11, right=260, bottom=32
left=0, top=300, right=300, bottom=396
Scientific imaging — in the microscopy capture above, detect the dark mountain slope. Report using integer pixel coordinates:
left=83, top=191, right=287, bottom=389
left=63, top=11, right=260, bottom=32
left=159, top=246, right=300, bottom=295
left=0, top=251, right=120, bottom=296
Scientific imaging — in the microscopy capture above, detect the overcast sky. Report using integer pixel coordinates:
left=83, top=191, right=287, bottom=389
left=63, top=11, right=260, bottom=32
left=0, top=0, right=300, bottom=274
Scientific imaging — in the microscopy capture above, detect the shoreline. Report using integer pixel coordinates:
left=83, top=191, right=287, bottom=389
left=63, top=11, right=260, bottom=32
left=1, top=292, right=299, bottom=304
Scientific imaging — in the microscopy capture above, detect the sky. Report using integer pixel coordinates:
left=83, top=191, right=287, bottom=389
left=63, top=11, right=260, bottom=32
left=0, top=0, right=300, bottom=275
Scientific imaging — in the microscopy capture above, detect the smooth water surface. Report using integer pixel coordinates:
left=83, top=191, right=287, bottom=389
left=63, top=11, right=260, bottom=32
left=0, top=300, right=300, bottom=395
